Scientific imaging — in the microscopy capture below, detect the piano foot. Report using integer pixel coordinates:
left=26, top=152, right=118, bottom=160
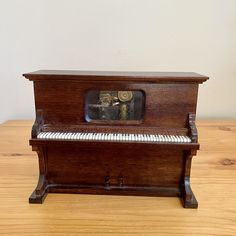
left=29, top=174, right=48, bottom=204
left=29, top=190, right=48, bottom=204
left=180, top=178, right=198, bottom=209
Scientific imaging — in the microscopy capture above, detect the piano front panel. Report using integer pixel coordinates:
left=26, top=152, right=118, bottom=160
left=46, top=143, right=184, bottom=188
left=33, top=80, right=198, bottom=129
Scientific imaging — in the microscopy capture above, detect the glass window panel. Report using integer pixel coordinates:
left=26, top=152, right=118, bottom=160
left=85, top=90, right=144, bottom=122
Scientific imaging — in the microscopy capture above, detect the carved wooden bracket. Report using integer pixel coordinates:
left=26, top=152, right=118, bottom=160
left=188, top=113, right=198, bottom=143
left=32, top=109, right=44, bottom=138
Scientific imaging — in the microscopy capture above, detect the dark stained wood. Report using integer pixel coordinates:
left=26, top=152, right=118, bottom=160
left=23, top=70, right=209, bottom=83
left=23, top=70, right=208, bottom=208
left=32, top=81, right=198, bottom=128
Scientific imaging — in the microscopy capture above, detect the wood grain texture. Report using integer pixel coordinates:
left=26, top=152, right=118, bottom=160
left=23, top=70, right=209, bottom=83
left=0, top=120, right=236, bottom=235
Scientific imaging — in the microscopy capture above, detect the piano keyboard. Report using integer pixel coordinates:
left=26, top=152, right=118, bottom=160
left=37, top=132, right=192, bottom=143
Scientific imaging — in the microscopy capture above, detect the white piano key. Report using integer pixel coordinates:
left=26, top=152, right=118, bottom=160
left=117, top=134, right=121, bottom=141
left=106, top=133, right=109, bottom=140
left=71, top=133, right=76, bottom=140
left=99, top=133, right=103, bottom=140
left=61, top=133, right=65, bottom=139
left=151, top=135, right=155, bottom=142
left=86, top=133, right=90, bottom=140
left=70, top=133, right=74, bottom=140
left=64, top=132, right=68, bottom=139
left=54, top=133, right=59, bottom=139
left=60, top=132, right=65, bottom=139
left=50, top=133, right=56, bottom=139
left=187, top=136, right=191, bottom=143
left=90, top=133, right=94, bottom=140
left=154, top=135, right=158, bottom=142
left=111, top=134, right=114, bottom=141
left=74, top=133, right=79, bottom=140
left=68, top=133, right=73, bottom=140
left=104, top=133, right=107, bottom=140
left=138, top=134, right=141, bottom=142
left=122, top=134, right=125, bottom=141
left=185, top=136, right=190, bottom=143
left=48, top=132, right=54, bottom=139
left=97, top=133, right=101, bottom=140
left=163, top=136, right=166, bottom=142
left=142, top=135, right=146, bottom=142
left=46, top=132, right=51, bottom=139
left=91, top=133, right=95, bottom=140
left=117, top=134, right=120, bottom=141
left=178, top=136, right=183, bottom=142
left=173, top=135, right=178, bottom=143
left=132, top=134, right=135, bottom=141
left=129, top=134, right=133, bottom=141
left=93, top=133, right=97, bottom=140
left=46, top=132, right=52, bottom=139
left=83, top=133, right=87, bottom=140
left=181, top=136, right=186, bottom=143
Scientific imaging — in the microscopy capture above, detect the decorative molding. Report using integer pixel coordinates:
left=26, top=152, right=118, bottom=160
left=31, top=109, right=44, bottom=138
left=188, top=113, right=198, bottom=143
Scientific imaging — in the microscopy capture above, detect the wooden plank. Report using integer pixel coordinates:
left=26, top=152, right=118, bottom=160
left=0, top=120, right=236, bottom=235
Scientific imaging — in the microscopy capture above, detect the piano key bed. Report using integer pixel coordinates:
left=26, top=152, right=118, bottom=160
left=37, top=132, right=192, bottom=143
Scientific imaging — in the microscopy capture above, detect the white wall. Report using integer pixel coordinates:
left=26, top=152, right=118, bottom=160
left=0, top=0, right=236, bottom=124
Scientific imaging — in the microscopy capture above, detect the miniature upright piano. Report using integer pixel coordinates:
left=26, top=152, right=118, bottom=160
left=23, top=70, right=208, bottom=208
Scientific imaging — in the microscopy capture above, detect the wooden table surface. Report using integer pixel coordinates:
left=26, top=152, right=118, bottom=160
left=0, top=120, right=235, bottom=236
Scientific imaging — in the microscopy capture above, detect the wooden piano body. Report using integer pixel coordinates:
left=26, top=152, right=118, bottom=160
left=23, top=70, right=208, bottom=208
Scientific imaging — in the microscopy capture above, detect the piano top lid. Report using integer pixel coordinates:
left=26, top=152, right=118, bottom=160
left=23, top=70, right=209, bottom=83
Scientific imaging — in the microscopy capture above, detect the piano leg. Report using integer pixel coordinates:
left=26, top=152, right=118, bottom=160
left=29, top=174, right=48, bottom=203
left=180, top=150, right=198, bottom=208
left=29, top=146, right=48, bottom=204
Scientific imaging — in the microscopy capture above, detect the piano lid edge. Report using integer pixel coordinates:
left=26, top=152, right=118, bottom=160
left=22, top=70, right=209, bottom=84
